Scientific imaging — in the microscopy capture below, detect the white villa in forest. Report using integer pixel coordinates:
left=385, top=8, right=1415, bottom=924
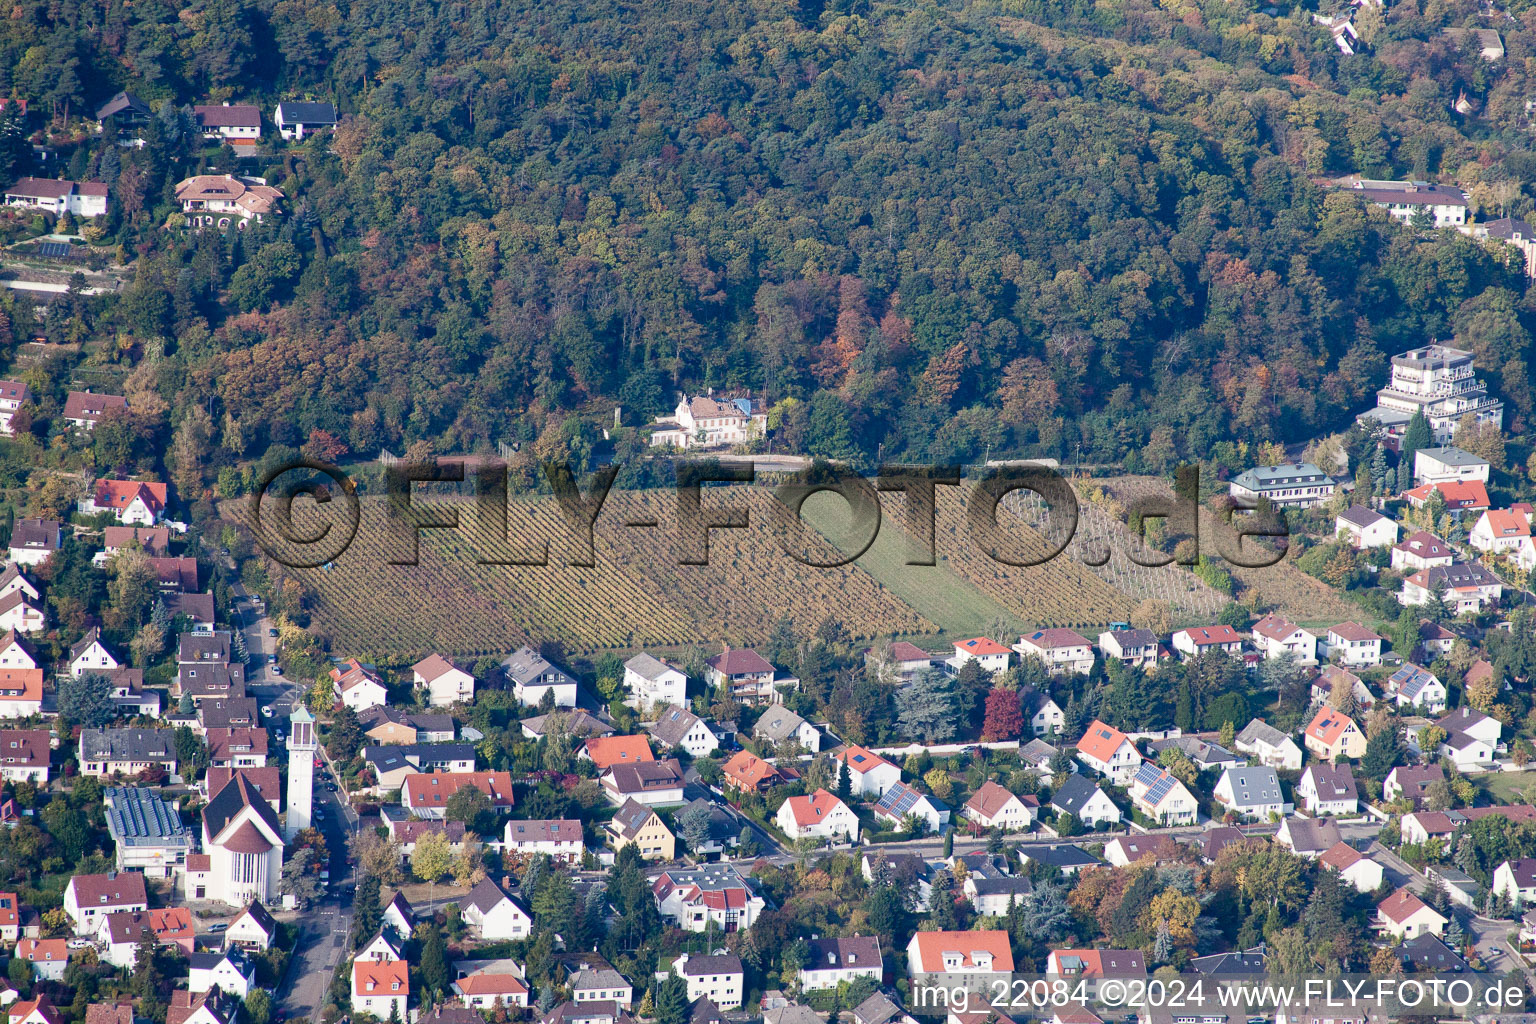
left=1358, top=344, right=1503, bottom=444
left=650, top=393, right=767, bottom=449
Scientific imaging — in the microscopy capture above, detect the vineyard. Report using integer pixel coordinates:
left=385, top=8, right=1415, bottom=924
left=1097, top=476, right=1363, bottom=626
left=255, top=488, right=935, bottom=662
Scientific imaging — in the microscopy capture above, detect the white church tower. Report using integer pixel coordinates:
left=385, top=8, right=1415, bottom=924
left=286, top=704, right=316, bottom=839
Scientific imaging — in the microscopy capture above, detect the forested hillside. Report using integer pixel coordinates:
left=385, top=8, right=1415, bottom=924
left=4, top=0, right=1536, bottom=479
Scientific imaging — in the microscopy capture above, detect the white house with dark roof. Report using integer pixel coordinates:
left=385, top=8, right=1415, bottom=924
left=704, top=646, right=785, bottom=704
left=3, top=177, right=108, bottom=217
left=1050, top=775, right=1121, bottom=828
left=1023, top=692, right=1066, bottom=736
left=502, top=646, right=578, bottom=707
left=1297, top=764, right=1358, bottom=816
left=1492, top=858, right=1536, bottom=906
left=193, top=103, right=261, bottom=139
left=1276, top=817, right=1343, bottom=859
left=797, top=937, right=882, bottom=991
left=461, top=878, right=532, bottom=940
left=1228, top=463, right=1334, bottom=508
left=1233, top=719, right=1302, bottom=770
left=1392, top=531, right=1455, bottom=572
left=1097, top=628, right=1160, bottom=669
left=1335, top=506, right=1397, bottom=549
left=273, top=100, right=337, bottom=140
left=754, top=706, right=820, bottom=752
left=648, top=705, right=718, bottom=757
left=1213, top=766, right=1290, bottom=820
left=874, top=782, right=949, bottom=834
left=623, top=654, right=687, bottom=711
left=1346, top=181, right=1467, bottom=229
left=501, top=818, right=583, bottom=865
left=1414, top=446, right=1490, bottom=485
left=673, top=953, right=745, bottom=1009
left=1013, top=629, right=1094, bottom=675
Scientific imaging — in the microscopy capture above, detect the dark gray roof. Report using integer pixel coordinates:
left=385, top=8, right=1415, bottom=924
left=1050, top=773, right=1107, bottom=816
left=1024, top=844, right=1100, bottom=868
left=1281, top=817, right=1342, bottom=854
left=804, top=936, right=881, bottom=972
left=275, top=101, right=337, bottom=124
left=80, top=727, right=175, bottom=763
left=96, top=91, right=151, bottom=120
left=650, top=705, right=706, bottom=748
left=1221, top=766, right=1285, bottom=807
left=1400, top=934, right=1466, bottom=971
left=853, top=993, right=907, bottom=1024
left=203, top=771, right=281, bottom=838
left=1337, top=504, right=1388, bottom=528
left=502, top=646, right=576, bottom=688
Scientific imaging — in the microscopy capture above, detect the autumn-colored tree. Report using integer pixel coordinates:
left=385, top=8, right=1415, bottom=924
left=999, top=356, right=1060, bottom=424
left=981, top=688, right=1024, bottom=741
left=303, top=428, right=351, bottom=463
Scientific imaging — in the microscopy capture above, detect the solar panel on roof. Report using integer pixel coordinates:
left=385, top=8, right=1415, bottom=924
left=1144, top=776, right=1176, bottom=805
left=37, top=242, right=70, bottom=259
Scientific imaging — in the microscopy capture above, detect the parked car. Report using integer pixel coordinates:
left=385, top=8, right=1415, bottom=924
left=268, top=627, right=278, bottom=637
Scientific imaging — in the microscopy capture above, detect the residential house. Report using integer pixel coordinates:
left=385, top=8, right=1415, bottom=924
left=0, top=593, right=44, bottom=635
left=1018, top=845, right=1102, bottom=876
left=1013, top=629, right=1095, bottom=675
left=864, top=642, right=935, bottom=682
left=833, top=745, right=901, bottom=798
left=0, top=380, right=29, bottom=437
left=649, top=393, right=767, bottom=449
left=453, top=963, right=529, bottom=1009
left=78, top=729, right=177, bottom=779
left=502, top=646, right=579, bottom=707
left=1321, top=623, right=1383, bottom=667
left=0, top=730, right=49, bottom=783
left=648, top=706, right=718, bottom=758
left=80, top=480, right=167, bottom=525
left=63, top=872, right=148, bottom=935
left=948, top=637, right=1012, bottom=674
left=672, top=797, right=740, bottom=860
left=1274, top=817, right=1343, bottom=859
left=1050, top=774, right=1121, bottom=828
left=1387, top=664, right=1447, bottom=713
left=1377, top=888, right=1447, bottom=940
left=1234, top=719, right=1303, bottom=770
left=721, top=751, right=796, bottom=795
left=1335, top=506, right=1398, bottom=549
left=1303, top=708, right=1366, bottom=763
left=272, top=101, right=337, bottom=140
left=1228, top=463, right=1335, bottom=508
left=963, top=781, right=1036, bottom=831
left=1147, top=735, right=1241, bottom=772
left=1075, top=720, right=1142, bottom=784
left=600, top=759, right=685, bottom=806
left=1318, top=842, right=1384, bottom=893
left=874, top=781, right=949, bottom=834
left=622, top=654, right=687, bottom=711
left=1492, top=858, right=1536, bottom=906
left=15, top=941, right=68, bottom=981
left=570, top=964, right=632, bottom=1007
left=403, top=771, right=515, bottom=819
left=331, top=658, right=388, bottom=711
left=1470, top=508, right=1533, bottom=558
left=1399, top=562, right=1502, bottom=614
left=1392, top=531, right=1455, bottom=572
left=606, top=799, right=674, bottom=860
left=1414, top=446, right=1490, bottom=485
left=1297, top=765, right=1359, bottom=816
left=352, top=960, right=408, bottom=1020
left=1384, top=764, right=1444, bottom=807
left=755, top=707, right=821, bottom=752
left=0, top=668, right=41, bottom=717
left=1022, top=692, right=1066, bottom=736
left=193, top=104, right=261, bottom=139
left=1213, top=767, right=1289, bottom=821
left=173, top=176, right=281, bottom=228
left=222, top=902, right=277, bottom=952
left=187, top=951, right=254, bottom=999
left=652, top=866, right=765, bottom=932
left=7, top=519, right=61, bottom=567
left=520, top=710, right=612, bottom=741
left=1127, top=763, right=1197, bottom=825
left=1399, top=811, right=1461, bottom=847
left=205, top=729, right=269, bottom=770
left=1252, top=614, right=1317, bottom=662
left=905, top=931, right=1013, bottom=976
left=1097, top=628, right=1161, bottom=669
left=70, top=628, right=119, bottom=677
left=777, top=789, right=858, bottom=842
left=1436, top=707, right=1500, bottom=769
left=704, top=647, right=784, bottom=705
left=1172, top=625, right=1244, bottom=660
left=582, top=735, right=654, bottom=772
left=501, top=819, right=583, bottom=865
left=460, top=878, right=533, bottom=940
left=411, top=654, right=474, bottom=707
left=3, top=178, right=108, bottom=217
left=797, top=937, right=882, bottom=992
left=0, top=630, right=35, bottom=670
left=1401, top=480, right=1491, bottom=516
left=673, top=954, right=744, bottom=1010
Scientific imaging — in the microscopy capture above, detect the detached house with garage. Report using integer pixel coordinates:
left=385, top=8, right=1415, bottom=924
left=648, top=705, right=718, bottom=758
left=623, top=654, right=687, bottom=711
left=502, top=646, right=578, bottom=708
left=1075, top=720, right=1142, bottom=784
left=193, top=103, right=261, bottom=140
left=1213, top=766, right=1290, bottom=821
left=1321, top=622, right=1383, bottom=667
left=1013, top=629, right=1095, bottom=675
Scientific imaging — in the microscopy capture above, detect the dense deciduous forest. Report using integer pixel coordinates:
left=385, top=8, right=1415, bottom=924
left=4, top=0, right=1536, bottom=480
